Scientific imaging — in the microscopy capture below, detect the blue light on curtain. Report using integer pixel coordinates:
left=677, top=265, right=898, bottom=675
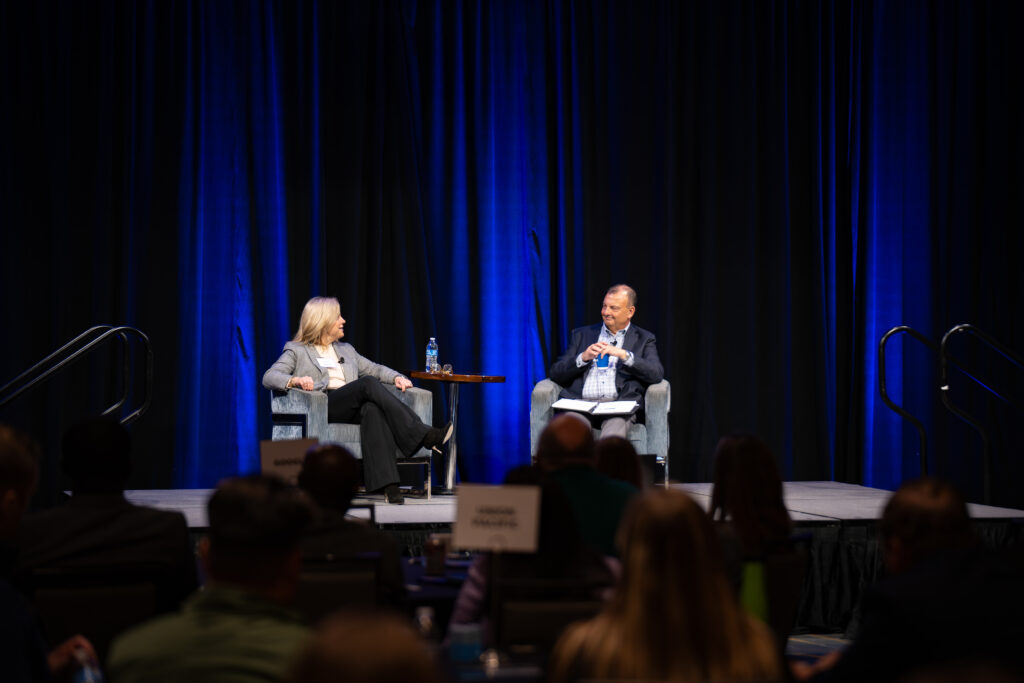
left=421, top=1, right=560, bottom=481
left=175, top=1, right=289, bottom=487
left=857, top=1, right=933, bottom=491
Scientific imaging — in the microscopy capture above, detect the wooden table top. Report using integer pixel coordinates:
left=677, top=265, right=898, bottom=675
left=408, top=371, right=506, bottom=383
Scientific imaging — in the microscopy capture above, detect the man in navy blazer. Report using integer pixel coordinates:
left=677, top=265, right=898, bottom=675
left=548, top=284, right=664, bottom=438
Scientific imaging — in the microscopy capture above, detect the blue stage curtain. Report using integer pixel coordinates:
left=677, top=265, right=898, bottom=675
left=2, top=1, right=1022, bottom=504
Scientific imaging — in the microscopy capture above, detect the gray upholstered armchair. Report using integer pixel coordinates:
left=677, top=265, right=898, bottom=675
left=529, top=379, right=671, bottom=479
left=270, top=385, right=434, bottom=495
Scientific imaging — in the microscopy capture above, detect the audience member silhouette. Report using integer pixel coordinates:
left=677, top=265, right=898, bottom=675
left=17, top=417, right=197, bottom=612
left=534, top=413, right=637, bottom=556
left=549, top=488, right=781, bottom=682
left=594, top=436, right=644, bottom=489
left=797, top=477, right=1024, bottom=682
left=0, top=424, right=97, bottom=682
left=296, top=443, right=406, bottom=608
left=709, top=435, right=793, bottom=558
left=448, top=465, right=615, bottom=647
left=287, top=610, right=443, bottom=683
left=708, top=434, right=800, bottom=644
left=107, top=475, right=314, bottom=683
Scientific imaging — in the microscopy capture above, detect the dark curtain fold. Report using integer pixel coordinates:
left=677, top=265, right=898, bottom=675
left=2, top=1, right=1022, bottom=505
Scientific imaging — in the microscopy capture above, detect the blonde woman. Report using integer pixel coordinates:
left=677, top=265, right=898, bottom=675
left=548, top=488, right=782, bottom=682
left=263, top=297, right=451, bottom=504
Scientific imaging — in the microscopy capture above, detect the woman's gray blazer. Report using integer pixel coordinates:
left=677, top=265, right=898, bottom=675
left=262, top=341, right=404, bottom=392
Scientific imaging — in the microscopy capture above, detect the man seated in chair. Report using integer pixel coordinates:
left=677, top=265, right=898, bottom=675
left=108, top=475, right=314, bottom=683
left=296, top=444, right=406, bottom=609
left=548, top=284, right=664, bottom=439
left=17, top=416, right=198, bottom=612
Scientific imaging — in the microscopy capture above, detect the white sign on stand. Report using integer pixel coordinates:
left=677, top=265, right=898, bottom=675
left=452, top=484, right=541, bottom=553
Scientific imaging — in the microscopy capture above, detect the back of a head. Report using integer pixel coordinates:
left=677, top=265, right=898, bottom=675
left=61, top=416, right=132, bottom=493
left=288, top=611, right=442, bottom=683
left=595, top=436, right=643, bottom=489
left=0, top=424, right=40, bottom=495
left=617, top=488, right=729, bottom=618
left=297, top=444, right=360, bottom=512
left=881, top=477, right=975, bottom=568
left=709, top=435, right=791, bottom=555
left=536, top=414, right=595, bottom=471
left=558, top=488, right=779, bottom=681
left=205, top=474, right=313, bottom=585
left=0, top=424, right=40, bottom=538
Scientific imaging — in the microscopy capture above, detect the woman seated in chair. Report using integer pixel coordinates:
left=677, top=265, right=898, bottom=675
left=263, top=296, right=451, bottom=504
left=549, top=489, right=781, bottom=682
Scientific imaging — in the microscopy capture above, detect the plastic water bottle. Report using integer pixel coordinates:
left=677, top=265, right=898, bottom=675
left=425, top=337, right=439, bottom=373
left=72, top=648, right=105, bottom=683
left=416, top=605, right=439, bottom=642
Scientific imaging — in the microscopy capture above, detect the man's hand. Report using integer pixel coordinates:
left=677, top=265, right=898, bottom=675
left=582, top=341, right=628, bottom=362
left=581, top=343, right=605, bottom=362
left=394, top=376, right=413, bottom=391
left=289, top=376, right=315, bottom=391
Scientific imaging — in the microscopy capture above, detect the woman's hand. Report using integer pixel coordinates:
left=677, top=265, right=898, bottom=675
left=289, top=376, right=315, bottom=391
left=48, top=635, right=97, bottom=678
left=394, top=376, right=413, bottom=392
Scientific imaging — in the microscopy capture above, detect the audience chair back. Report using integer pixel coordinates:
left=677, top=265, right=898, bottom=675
left=294, top=552, right=381, bottom=624
left=20, top=565, right=164, bottom=667
left=490, top=576, right=608, bottom=660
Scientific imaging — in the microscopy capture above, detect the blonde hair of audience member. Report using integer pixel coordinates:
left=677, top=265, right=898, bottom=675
left=549, top=488, right=781, bottom=682
left=287, top=611, right=443, bottom=683
left=293, top=296, right=342, bottom=345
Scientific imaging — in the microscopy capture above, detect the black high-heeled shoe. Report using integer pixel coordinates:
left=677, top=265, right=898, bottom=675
left=424, top=421, right=454, bottom=454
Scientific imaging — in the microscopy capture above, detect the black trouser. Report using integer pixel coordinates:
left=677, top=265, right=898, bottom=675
left=326, top=376, right=431, bottom=492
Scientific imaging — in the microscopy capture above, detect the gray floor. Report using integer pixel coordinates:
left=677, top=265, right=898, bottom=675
left=125, top=480, right=1024, bottom=529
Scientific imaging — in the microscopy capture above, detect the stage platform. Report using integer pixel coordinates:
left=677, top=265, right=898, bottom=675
left=124, top=480, right=1024, bottom=529
left=124, top=480, right=1024, bottom=633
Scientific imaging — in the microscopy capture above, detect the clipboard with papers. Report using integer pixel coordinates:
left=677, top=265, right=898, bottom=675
left=551, top=398, right=639, bottom=416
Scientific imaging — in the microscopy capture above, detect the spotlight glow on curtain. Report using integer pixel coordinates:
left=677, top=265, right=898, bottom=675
left=175, top=1, right=290, bottom=486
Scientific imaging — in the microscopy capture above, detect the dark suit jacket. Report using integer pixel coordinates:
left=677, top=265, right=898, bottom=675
left=548, top=323, right=664, bottom=412
left=300, top=508, right=406, bottom=608
left=811, top=547, right=1024, bottom=683
left=16, top=493, right=198, bottom=612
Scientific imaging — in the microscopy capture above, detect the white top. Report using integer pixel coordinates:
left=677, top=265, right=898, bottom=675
left=313, top=344, right=347, bottom=390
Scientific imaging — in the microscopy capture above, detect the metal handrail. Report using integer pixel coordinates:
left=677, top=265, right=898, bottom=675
left=940, top=324, right=1024, bottom=504
left=0, top=325, right=153, bottom=425
left=878, top=326, right=937, bottom=475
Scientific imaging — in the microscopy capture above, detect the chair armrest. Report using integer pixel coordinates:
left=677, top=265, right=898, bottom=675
left=643, top=380, right=671, bottom=461
left=270, top=389, right=329, bottom=439
left=530, top=379, right=563, bottom=457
